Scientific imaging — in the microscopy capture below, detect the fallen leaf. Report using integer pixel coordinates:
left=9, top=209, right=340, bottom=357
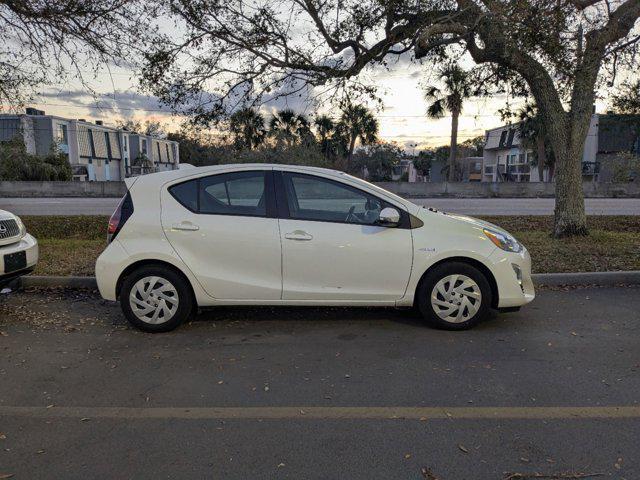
left=419, top=417, right=428, bottom=422
left=420, top=467, right=440, bottom=480
left=457, top=444, right=469, bottom=453
left=277, top=463, right=285, bottom=468
left=0, top=474, right=14, bottom=479
left=80, top=418, right=90, bottom=422
left=404, top=453, right=411, bottom=459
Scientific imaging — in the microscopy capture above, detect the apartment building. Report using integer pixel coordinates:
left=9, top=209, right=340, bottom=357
left=0, top=109, right=180, bottom=181
left=481, top=114, right=639, bottom=183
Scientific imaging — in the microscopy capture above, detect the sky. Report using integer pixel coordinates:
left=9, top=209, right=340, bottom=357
left=13, top=17, right=616, bottom=153
left=23, top=63, right=516, bottom=151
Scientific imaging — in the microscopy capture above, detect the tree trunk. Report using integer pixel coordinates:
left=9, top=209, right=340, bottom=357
left=551, top=138, right=588, bottom=237
left=536, top=136, right=546, bottom=182
left=347, top=133, right=357, bottom=171
left=448, top=111, right=459, bottom=182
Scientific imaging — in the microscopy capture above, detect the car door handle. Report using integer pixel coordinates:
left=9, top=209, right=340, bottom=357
left=284, top=230, right=313, bottom=241
left=172, top=222, right=199, bottom=231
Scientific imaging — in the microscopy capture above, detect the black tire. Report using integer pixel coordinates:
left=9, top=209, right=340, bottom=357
left=416, top=261, right=492, bottom=330
left=119, top=265, right=194, bottom=333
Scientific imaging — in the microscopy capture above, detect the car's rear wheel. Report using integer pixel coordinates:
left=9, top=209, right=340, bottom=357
left=120, top=265, right=194, bottom=332
left=416, top=262, right=492, bottom=330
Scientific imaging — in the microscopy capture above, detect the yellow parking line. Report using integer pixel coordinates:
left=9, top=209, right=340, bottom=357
left=1, top=406, right=640, bottom=420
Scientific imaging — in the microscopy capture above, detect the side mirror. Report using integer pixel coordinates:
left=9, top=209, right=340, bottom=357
left=377, top=207, right=401, bottom=227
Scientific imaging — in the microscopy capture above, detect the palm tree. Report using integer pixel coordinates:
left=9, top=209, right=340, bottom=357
left=336, top=103, right=379, bottom=170
left=314, top=114, right=336, bottom=158
left=517, top=104, right=554, bottom=182
left=269, top=109, right=311, bottom=147
left=229, top=108, right=266, bottom=150
left=424, top=63, right=473, bottom=182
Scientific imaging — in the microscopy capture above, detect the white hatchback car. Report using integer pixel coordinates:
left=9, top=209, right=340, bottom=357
left=0, top=209, right=38, bottom=287
left=96, top=164, right=534, bottom=332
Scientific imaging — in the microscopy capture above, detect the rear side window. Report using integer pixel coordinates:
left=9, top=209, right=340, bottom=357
left=200, top=171, right=266, bottom=216
left=169, top=171, right=268, bottom=217
left=169, top=180, right=198, bottom=211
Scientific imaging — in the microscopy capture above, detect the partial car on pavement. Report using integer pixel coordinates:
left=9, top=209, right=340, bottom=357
left=96, top=164, right=535, bottom=332
left=0, top=210, right=38, bottom=287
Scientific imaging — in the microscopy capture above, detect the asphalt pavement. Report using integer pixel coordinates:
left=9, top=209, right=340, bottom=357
left=1, top=285, right=639, bottom=479
left=1, top=196, right=639, bottom=216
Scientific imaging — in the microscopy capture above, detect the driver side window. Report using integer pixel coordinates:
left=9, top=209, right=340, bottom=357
left=282, top=172, right=387, bottom=225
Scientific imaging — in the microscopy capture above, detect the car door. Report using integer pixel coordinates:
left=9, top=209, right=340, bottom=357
left=277, top=171, right=413, bottom=302
left=161, top=169, right=282, bottom=300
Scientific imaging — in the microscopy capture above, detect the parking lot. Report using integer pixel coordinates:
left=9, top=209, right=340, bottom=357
left=1, top=285, right=639, bottom=479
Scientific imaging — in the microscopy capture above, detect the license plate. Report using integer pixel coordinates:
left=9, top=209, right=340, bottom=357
left=4, top=251, right=27, bottom=274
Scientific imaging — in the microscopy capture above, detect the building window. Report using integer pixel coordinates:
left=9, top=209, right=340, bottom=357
left=56, top=124, right=68, bottom=144
left=141, top=139, right=148, bottom=155
left=104, top=132, right=112, bottom=161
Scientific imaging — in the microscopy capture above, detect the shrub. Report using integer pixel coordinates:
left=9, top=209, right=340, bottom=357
left=0, top=136, right=72, bottom=181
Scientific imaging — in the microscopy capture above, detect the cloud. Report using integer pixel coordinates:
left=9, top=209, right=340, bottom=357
left=39, top=88, right=172, bottom=116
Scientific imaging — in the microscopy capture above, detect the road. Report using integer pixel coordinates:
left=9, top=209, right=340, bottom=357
left=1, top=286, right=639, bottom=479
left=0, top=196, right=639, bottom=216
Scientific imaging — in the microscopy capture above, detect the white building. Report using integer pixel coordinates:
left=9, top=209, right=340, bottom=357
left=482, top=115, right=600, bottom=182
left=0, top=109, right=180, bottom=181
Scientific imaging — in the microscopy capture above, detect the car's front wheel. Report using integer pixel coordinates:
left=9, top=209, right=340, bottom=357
left=120, top=265, right=194, bottom=332
left=416, top=262, right=492, bottom=330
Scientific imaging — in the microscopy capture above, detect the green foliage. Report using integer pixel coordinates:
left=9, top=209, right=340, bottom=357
left=352, top=142, right=402, bottom=182
left=610, top=153, right=640, bottom=183
left=412, top=154, right=431, bottom=177
left=269, top=109, right=312, bottom=147
left=0, top=136, right=72, bottom=181
left=611, top=81, right=640, bottom=115
left=460, top=136, right=485, bottom=156
left=229, top=108, right=266, bottom=150
left=423, top=63, right=474, bottom=119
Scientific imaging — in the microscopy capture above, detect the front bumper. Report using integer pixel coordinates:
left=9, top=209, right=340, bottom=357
left=0, top=234, right=39, bottom=284
left=489, top=246, right=535, bottom=308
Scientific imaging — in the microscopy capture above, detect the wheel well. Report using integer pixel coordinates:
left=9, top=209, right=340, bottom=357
left=115, top=259, right=196, bottom=302
left=415, top=256, right=499, bottom=309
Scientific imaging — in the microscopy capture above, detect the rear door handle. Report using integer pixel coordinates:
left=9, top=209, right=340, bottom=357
left=172, top=222, right=199, bottom=231
left=284, top=230, right=313, bottom=241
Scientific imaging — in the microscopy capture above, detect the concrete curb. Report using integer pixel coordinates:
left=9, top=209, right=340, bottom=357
left=531, top=271, right=640, bottom=286
left=20, top=276, right=98, bottom=289
left=15, top=271, right=640, bottom=290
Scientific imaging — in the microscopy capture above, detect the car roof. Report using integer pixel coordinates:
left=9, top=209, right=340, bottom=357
left=128, top=163, right=414, bottom=211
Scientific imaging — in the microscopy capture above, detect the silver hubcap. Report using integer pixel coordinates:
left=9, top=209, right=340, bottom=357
left=129, top=276, right=179, bottom=324
left=430, top=274, right=482, bottom=323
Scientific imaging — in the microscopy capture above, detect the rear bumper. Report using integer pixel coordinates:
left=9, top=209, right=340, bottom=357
left=95, top=240, right=128, bottom=301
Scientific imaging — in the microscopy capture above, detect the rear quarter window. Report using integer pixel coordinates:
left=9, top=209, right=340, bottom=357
left=169, top=179, right=198, bottom=212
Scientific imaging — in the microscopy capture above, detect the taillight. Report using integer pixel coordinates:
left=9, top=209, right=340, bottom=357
left=108, top=192, right=134, bottom=243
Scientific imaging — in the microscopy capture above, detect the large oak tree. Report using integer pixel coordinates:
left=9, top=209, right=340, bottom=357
left=142, top=0, right=640, bottom=237
left=0, top=0, right=155, bottom=108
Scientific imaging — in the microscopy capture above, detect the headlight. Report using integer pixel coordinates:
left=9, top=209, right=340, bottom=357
left=14, top=215, right=27, bottom=238
left=483, top=228, right=522, bottom=253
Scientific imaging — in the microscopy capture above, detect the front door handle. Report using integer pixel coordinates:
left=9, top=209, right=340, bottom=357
left=172, top=221, right=199, bottom=231
left=284, top=230, right=313, bottom=241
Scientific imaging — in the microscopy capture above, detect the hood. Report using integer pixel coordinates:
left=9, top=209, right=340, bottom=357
left=446, top=213, right=511, bottom=236
left=0, top=209, right=16, bottom=221
left=417, top=207, right=512, bottom=236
